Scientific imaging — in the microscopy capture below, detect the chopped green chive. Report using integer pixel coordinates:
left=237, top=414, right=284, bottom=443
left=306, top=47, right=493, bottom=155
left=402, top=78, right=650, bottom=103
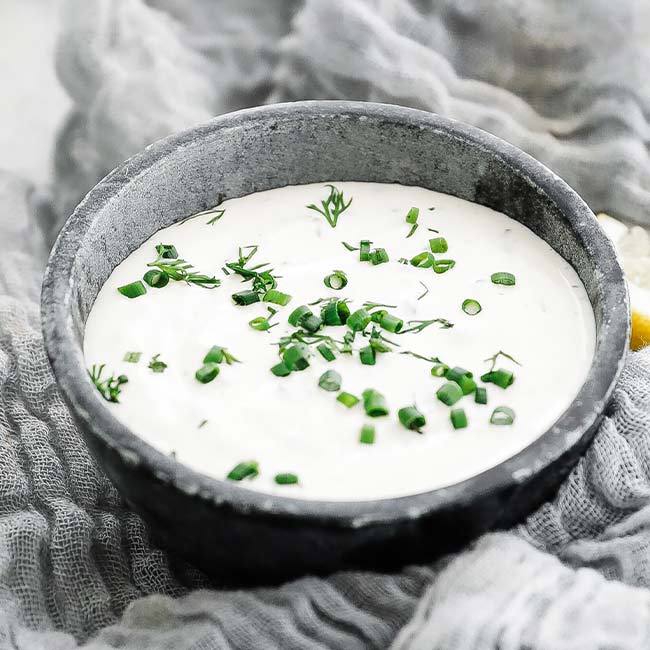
left=287, top=305, right=322, bottom=332
left=359, top=345, right=376, bottom=365
left=263, top=289, right=292, bottom=306
left=359, top=424, right=376, bottom=444
left=301, top=313, right=323, bottom=333
left=475, top=387, right=488, bottom=404
left=143, top=269, right=170, bottom=288
left=288, top=305, right=312, bottom=326
left=405, top=207, right=419, bottom=224
left=432, top=259, right=456, bottom=274
left=348, top=308, right=371, bottom=332
left=321, top=299, right=350, bottom=326
left=146, top=253, right=220, bottom=289
left=317, top=342, right=336, bottom=362
left=123, top=352, right=141, bottom=364
left=481, top=369, right=515, bottom=389
left=410, top=252, right=434, bottom=268
left=462, top=299, right=482, bottom=315
left=490, top=406, right=515, bottom=425
left=342, top=241, right=359, bottom=252
left=148, top=354, right=167, bottom=373
left=359, top=240, right=372, bottom=261
left=446, top=367, right=472, bottom=383
left=155, top=243, right=178, bottom=259
left=318, top=369, right=342, bottom=392
left=436, top=381, right=463, bottom=406
left=406, top=223, right=419, bottom=238
left=398, top=406, right=426, bottom=432
left=370, top=248, right=389, bottom=265
left=198, top=419, right=208, bottom=428
left=431, top=363, right=449, bottom=377
left=324, top=270, right=348, bottom=290
left=89, top=364, right=128, bottom=403
left=283, top=344, right=310, bottom=371
left=270, top=362, right=292, bottom=377
left=379, top=313, right=403, bottom=334
left=362, top=389, right=389, bottom=417
left=307, top=184, right=352, bottom=227
left=454, top=374, right=476, bottom=395
left=370, top=309, right=387, bottom=324
left=203, top=346, right=240, bottom=365
left=195, top=362, right=220, bottom=383
left=275, top=473, right=299, bottom=485
left=491, top=272, right=516, bottom=286
left=232, top=290, right=261, bottom=306
left=429, top=237, right=448, bottom=253
left=206, top=209, right=226, bottom=225
left=399, top=318, right=453, bottom=334
left=227, top=461, right=259, bottom=481
left=337, top=392, right=360, bottom=408
left=451, top=408, right=468, bottom=429
left=118, top=281, right=147, bottom=299
left=249, top=316, right=275, bottom=331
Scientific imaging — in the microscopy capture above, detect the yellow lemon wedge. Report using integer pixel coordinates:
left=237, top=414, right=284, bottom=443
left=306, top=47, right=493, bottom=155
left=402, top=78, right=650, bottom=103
left=598, top=213, right=650, bottom=350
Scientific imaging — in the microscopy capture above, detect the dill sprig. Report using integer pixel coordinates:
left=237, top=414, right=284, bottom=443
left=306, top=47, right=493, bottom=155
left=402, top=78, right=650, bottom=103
left=484, top=350, right=521, bottom=372
left=307, top=184, right=352, bottom=228
left=146, top=250, right=220, bottom=289
left=89, top=364, right=128, bottom=403
left=399, top=318, right=454, bottom=334
left=225, top=245, right=279, bottom=296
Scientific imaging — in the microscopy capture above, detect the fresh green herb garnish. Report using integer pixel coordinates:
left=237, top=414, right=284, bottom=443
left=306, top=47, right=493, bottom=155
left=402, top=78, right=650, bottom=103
left=117, top=281, right=147, bottom=299
left=324, top=270, right=348, bottom=290
left=484, top=350, right=521, bottom=371
left=318, top=369, right=342, bottom=392
left=348, top=308, right=371, bottom=332
left=431, top=362, right=449, bottom=377
left=377, top=312, right=403, bottom=334
left=342, top=241, right=359, bottom=252
left=405, top=207, right=419, bottom=224
left=204, top=346, right=240, bottom=365
left=146, top=250, right=220, bottom=289
left=321, top=298, right=351, bottom=326
left=490, top=406, right=515, bottom=425
left=406, top=223, right=419, bottom=238
left=275, top=473, right=299, bottom=485
left=89, top=365, right=128, bottom=403
left=398, top=406, right=426, bottom=432
left=227, top=461, right=259, bottom=481
left=206, top=209, right=226, bottom=225
left=429, top=237, right=448, bottom=254
left=432, top=259, right=456, bottom=274
left=436, top=382, right=463, bottom=406
left=362, top=388, right=389, bottom=417
left=288, top=305, right=323, bottom=333
left=249, top=307, right=278, bottom=332
left=417, top=281, right=429, bottom=301
left=475, top=387, right=488, bottom=404
left=359, top=240, right=372, bottom=261
left=481, top=369, right=515, bottom=389
left=148, top=354, right=167, bottom=373
left=123, top=352, right=142, bottom=364
left=317, top=342, right=336, bottom=361
left=263, top=289, right=292, bottom=306
left=399, top=318, right=453, bottom=334
left=370, top=248, right=389, bottom=265
left=400, top=351, right=442, bottom=363
left=155, top=243, right=178, bottom=259
left=143, top=269, right=170, bottom=289
left=270, top=362, right=292, bottom=377
left=451, top=408, right=468, bottom=429
left=491, top=271, right=516, bottom=286
left=283, top=343, right=310, bottom=371
left=359, top=345, right=376, bottom=365
left=195, top=363, right=220, bottom=383
left=359, top=423, right=376, bottom=444
left=198, top=419, right=208, bottom=428
left=462, top=299, right=482, bottom=315
left=337, top=392, right=360, bottom=408
left=307, top=184, right=352, bottom=227
left=410, top=252, right=434, bottom=268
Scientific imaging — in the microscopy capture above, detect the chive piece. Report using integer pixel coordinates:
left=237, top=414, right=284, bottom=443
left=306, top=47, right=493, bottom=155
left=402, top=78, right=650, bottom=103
left=370, top=248, right=389, bottom=265
left=118, top=281, right=147, bottom=299
left=143, top=269, right=170, bottom=289
left=232, top=290, right=260, bottom=306
left=491, top=272, right=516, bottom=286
left=462, top=299, right=482, bottom=315
left=337, top=392, right=360, bottom=408
left=249, top=316, right=273, bottom=331
left=89, top=364, right=128, bottom=403
left=455, top=374, right=477, bottom=395
left=359, top=240, right=372, bottom=262
left=475, top=387, right=488, bottom=404
left=436, top=382, right=463, bottom=406
left=342, top=241, right=359, bottom=252
left=202, top=346, right=223, bottom=364
left=324, top=270, right=348, bottom=290
left=398, top=406, right=426, bottom=432
left=288, top=305, right=312, bottom=326
left=317, top=343, right=336, bottom=362
left=481, top=369, right=515, bottom=388
left=306, top=184, right=352, bottom=227
left=446, top=367, right=473, bottom=384
left=433, top=259, right=456, bottom=274
left=283, top=344, right=310, bottom=371
left=348, top=308, right=371, bottom=332
left=451, top=408, right=468, bottom=429
left=431, top=363, right=449, bottom=378
left=359, top=345, right=376, bottom=366
left=410, top=252, right=434, bottom=268
left=359, top=424, right=376, bottom=445
left=155, top=243, right=178, bottom=259
left=301, top=313, right=323, bottom=333
left=490, top=406, right=515, bottom=425
left=148, top=354, right=167, bottom=373
left=405, top=207, right=419, bottom=224
left=370, top=309, right=387, bottom=324
left=195, top=362, right=220, bottom=383
left=362, top=389, right=389, bottom=417
left=379, top=313, right=403, bottom=334
left=406, top=223, right=419, bottom=238
left=206, top=209, right=226, bottom=225
left=318, top=369, right=342, bottom=392
left=123, top=352, right=141, bottom=364
left=264, top=289, right=292, bottom=306
left=271, top=362, right=292, bottom=377
left=227, top=461, right=259, bottom=481
left=275, top=473, right=299, bottom=485
left=429, top=237, right=448, bottom=254
left=321, top=299, right=350, bottom=326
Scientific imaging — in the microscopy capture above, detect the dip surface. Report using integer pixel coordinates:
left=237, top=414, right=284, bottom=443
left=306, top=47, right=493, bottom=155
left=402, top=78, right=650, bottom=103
left=84, top=182, right=596, bottom=501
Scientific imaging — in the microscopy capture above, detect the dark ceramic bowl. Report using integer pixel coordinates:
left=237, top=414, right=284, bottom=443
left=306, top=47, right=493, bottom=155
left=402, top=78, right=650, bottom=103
left=42, top=101, right=629, bottom=583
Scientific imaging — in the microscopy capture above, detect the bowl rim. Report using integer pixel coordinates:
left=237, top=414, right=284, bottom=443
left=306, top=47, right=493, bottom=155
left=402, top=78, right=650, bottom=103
left=41, top=100, right=630, bottom=527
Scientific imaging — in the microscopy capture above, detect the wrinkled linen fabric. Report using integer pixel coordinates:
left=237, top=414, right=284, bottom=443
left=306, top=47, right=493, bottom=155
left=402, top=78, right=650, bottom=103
left=2, top=0, right=650, bottom=647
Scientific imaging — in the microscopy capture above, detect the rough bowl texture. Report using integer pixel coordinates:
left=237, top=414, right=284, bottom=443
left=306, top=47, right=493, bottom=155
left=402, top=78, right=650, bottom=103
left=41, top=101, right=629, bottom=583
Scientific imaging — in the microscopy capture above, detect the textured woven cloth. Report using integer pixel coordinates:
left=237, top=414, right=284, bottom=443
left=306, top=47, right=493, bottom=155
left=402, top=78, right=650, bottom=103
left=2, top=0, right=650, bottom=647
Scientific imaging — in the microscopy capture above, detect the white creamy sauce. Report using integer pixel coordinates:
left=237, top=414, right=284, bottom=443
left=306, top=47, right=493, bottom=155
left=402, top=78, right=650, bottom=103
left=84, top=182, right=596, bottom=501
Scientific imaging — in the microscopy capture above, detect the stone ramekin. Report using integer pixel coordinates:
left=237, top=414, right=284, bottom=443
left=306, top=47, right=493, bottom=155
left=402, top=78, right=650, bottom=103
left=41, top=101, right=629, bottom=583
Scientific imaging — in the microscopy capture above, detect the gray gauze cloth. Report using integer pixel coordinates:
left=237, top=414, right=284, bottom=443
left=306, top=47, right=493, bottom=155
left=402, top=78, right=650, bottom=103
left=2, top=0, right=650, bottom=648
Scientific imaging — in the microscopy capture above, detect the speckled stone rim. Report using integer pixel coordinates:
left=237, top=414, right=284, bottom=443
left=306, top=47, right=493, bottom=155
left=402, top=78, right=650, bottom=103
left=42, top=101, right=630, bottom=528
